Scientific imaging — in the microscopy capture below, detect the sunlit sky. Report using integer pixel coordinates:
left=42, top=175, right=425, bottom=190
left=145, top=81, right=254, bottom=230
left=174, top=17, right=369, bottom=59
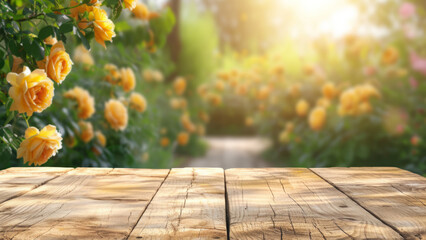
left=278, top=0, right=360, bottom=38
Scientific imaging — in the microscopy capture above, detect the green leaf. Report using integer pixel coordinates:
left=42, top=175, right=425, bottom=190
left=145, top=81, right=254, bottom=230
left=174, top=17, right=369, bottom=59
left=7, top=40, right=19, bottom=55
left=0, top=91, right=7, bottom=104
left=59, top=22, right=73, bottom=34
left=74, top=27, right=90, bottom=50
left=0, top=58, right=4, bottom=69
left=38, top=26, right=54, bottom=40
left=30, top=40, right=45, bottom=61
left=22, top=36, right=32, bottom=54
left=11, top=21, right=19, bottom=31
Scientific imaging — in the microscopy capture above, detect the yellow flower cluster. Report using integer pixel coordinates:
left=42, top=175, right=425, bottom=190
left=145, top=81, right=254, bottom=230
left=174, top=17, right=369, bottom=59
left=174, top=77, right=187, bottom=95
left=70, top=0, right=116, bottom=48
left=181, top=114, right=196, bottom=133
left=338, top=84, right=380, bottom=116
left=7, top=38, right=73, bottom=166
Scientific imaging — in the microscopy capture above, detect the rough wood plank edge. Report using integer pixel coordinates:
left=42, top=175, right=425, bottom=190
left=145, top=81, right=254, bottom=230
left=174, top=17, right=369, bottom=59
left=128, top=168, right=227, bottom=239
left=0, top=167, right=170, bottom=239
left=0, top=167, right=74, bottom=205
left=311, top=167, right=426, bottom=239
left=226, top=168, right=402, bottom=239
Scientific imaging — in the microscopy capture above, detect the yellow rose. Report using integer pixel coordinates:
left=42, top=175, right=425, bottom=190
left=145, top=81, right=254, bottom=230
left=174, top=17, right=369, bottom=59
left=7, top=66, right=54, bottom=116
left=95, top=131, right=106, bottom=147
left=236, top=84, right=247, bottom=96
left=120, top=67, right=136, bottom=92
left=160, top=137, right=170, bottom=147
left=173, top=77, right=186, bottom=95
left=129, top=92, right=147, bottom=113
left=124, top=0, right=136, bottom=10
left=43, top=41, right=73, bottom=84
left=181, top=114, right=196, bottom=133
left=92, top=7, right=116, bottom=48
left=322, top=82, right=337, bottom=100
left=17, top=125, right=62, bottom=166
left=177, top=132, right=190, bottom=146
left=256, top=86, right=270, bottom=100
left=104, top=99, right=128, bottom=131
left=64, top=86, right=95, bottom=119
left=215, top=80, right=225, bottom=92
left=295, top=99, right=309, bottom=117
left=289, top=84, right=301, bottom=98
left=132, top=3, right=158, bottom=20
left=338, top=89, right=359, bottom=116
left=197, top=84, right=208, bottom=97
left=272, top=64, right=284, bottom=76
left=79, top=121, right=94, bottom=143
left=309, top=107, right=326, bottom=131
left=170, top=97, right=187, bottom=110
left=142, top=69, right=155, bottom=82
left=316, top=97, right=331, bottom=109
left=43, top=36, right=57, bottom=45
left=304, top=64, right=315, bottom=75
left=73, top=45, right=94, bottom=67
left=104, top=64, right=121, bottom=84
left=382, top=46, right=399, bottom=65
left=152, top=70, right=164, bottom=82
left=207, top=93, right=222, bottom=106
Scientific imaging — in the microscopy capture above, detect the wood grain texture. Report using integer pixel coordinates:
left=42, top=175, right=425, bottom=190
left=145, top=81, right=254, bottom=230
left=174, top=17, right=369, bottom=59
left=0, top=167, right=72, bottom=204
left=226, top=168, right=402, bottom=239
left=312, top=167, right=426, bottom=239
left=128, top=168, right=227, bottom=240
left=0, top=167, right=169, bottom=239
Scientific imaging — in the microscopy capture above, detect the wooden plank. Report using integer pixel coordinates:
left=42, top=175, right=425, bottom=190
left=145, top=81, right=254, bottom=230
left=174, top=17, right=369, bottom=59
left=312, top=167, right=426, bottom=239
left=128, top=168, right=227, bottom=240
left=0, top=167, right=72, bottom=204
left=226, top=168, right=402, bottom=239
left=0, top=167, right=169, bottom=239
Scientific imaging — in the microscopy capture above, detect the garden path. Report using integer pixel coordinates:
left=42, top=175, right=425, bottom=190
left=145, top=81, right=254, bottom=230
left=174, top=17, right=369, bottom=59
left=185, top=137, right=271, bottom=168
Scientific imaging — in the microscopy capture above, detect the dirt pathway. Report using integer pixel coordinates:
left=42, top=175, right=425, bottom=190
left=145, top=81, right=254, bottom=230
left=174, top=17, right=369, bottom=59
left=185, top=137, right=271, bottom=168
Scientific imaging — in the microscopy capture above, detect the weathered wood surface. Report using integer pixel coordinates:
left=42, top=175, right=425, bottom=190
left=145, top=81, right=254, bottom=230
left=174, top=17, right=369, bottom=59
left=0, top=167, right=424, bottom=239
left=128, top=168, right=227, bottom=240
left=0, top=167, right=72, bottom=204
left=312, top=167, right=426, bottom=239
left=226, top=168, right=402, bottom=239
left=0, top=168, right=169, bottom=239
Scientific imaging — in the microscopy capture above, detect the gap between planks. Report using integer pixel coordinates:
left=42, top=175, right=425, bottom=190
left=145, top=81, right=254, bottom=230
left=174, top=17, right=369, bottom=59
left=308, top=168, right=405, bottom=239
left=125, top=169, right=171, bottom=239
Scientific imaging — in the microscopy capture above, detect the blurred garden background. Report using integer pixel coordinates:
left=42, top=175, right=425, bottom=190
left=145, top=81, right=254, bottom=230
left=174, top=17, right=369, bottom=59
left=0, top=0, right=425, bottom=175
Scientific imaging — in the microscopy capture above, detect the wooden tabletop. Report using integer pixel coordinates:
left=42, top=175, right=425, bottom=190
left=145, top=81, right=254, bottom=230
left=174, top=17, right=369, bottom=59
left=0, top=167, right=424, bottom=239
